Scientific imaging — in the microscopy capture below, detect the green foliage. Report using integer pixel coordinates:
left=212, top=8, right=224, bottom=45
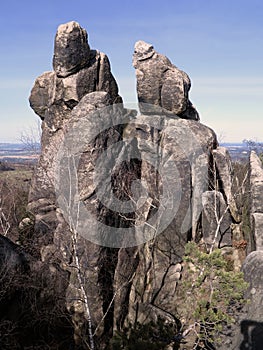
left=109, top=317, right=179, bottom=350
left=179, top=242, right=249, bottom=347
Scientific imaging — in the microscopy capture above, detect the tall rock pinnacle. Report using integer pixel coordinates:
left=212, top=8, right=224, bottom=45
left=29, top=21, right=121, bottom=130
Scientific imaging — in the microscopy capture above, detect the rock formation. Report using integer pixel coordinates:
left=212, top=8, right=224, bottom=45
left=231, top=151, right=263, bottom=348
left=249, top=151, right=263, bottom=250
left=133, top=40, right=199, bottom=120
left=217, top=152, right=263, bottom=349
left=212, top=146, right=240, bottom=222
left=25, top=21, right=256, bottom=349
left=242, top=251, right=263, bottom=327
left=29, top=21, right=127, bottom=347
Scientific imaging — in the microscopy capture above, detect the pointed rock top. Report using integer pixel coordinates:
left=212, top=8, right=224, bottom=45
left=134, top=40, right=155, bottom=62
left=53, top=21, right=90, bottom=78
left=57, top=21, right=81, bottom=35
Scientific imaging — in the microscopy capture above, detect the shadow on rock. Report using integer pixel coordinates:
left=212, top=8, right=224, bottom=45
left=240, top=320, right=263, bottom=350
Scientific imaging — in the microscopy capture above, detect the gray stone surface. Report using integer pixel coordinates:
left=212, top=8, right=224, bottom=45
left=232, top=251, right=263, bottom=349
left=133, top=40, right=199, bottom=120
left=29, top=22, right=124, bottom=346
left=249, top=151, right=263, bottom=252
left=250, top=151, right=263, bottom=214
left=30, top=23, right=121, bottom=131
left=213, top=146, right=240, bottom=222
left=251, top=213, right=263, bottom=251
left=242, top=251, right=263, bottom=320
left=114, top=115, right=218, bottom=328
left=53, top=21, right=90, bottom=77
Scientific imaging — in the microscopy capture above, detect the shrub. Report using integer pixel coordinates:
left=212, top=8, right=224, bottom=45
left=109, top=318, right=180, bottom=350
left=177, top=242, right=249, bottom=348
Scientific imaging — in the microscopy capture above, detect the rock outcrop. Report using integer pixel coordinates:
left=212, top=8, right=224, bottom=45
left=243, top=251, right=263, bottom=322
left=28, top=21, right=125, bottom=347
left=249, top=151, right=263, bottom=250
left=231, top=250, right=263, bottom=349
left=53, top=21, right=91, bottom=78
left=133, top=40, right=199, bottom=120
left=233, top=151, right=263, bottom=347
left=30, top=21, right=121, bottom=128
left=220, top=152, right=263, bottom=349
left=26, top=21, right=247, bottom=349
left=213, top=146, right=240, bottom=222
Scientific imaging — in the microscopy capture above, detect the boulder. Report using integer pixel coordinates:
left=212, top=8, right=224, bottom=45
left=133, top=40, right=199, bottom=120
left=53, top=21, right=90, bottom=77
left=30, top=22, right=121, bottom=130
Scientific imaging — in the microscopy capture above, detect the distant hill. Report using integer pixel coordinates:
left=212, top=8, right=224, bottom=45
left=0, top=143, right=40, bottom=163
left=221, top=143, right=250, bottom=162
left=0, top=142, right=252, bottom=163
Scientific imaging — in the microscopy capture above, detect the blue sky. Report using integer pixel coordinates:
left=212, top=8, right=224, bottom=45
left=0, top=0, right=262, bottom=142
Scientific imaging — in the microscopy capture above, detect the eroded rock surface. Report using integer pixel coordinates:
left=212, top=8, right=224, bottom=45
left=28, top=21, right=125, bottom=347
left=26, top=22, right=244, bottom=349
left=213, top=146, right=240, bottom=222
left=231, top=251, right=263, bottom=349
left=133, top=40, right=199, bottom=120
left=53, top=21, right=91, bottom=77
left=249, top=151, right=263, bottom=250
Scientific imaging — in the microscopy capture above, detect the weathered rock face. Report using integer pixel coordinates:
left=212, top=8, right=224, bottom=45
left=27, top=22, right=244, bottom=349
left=213, top=147, right=241, bottom=222
left=249, top=151, right=263, bottom=250
left=28, top=20, right=122, bottom=257
left=231, top=251, right=263, bottom=349
left=114, top=116, right=218, bottom=330
left=28, top=22, right=125, bottom=347
left=250, top=151, right=263, bottom=214
left=53, top=21, right=90, bottom=77
left=218, top=153, right=263, bottom=349
left=30, top=21, right=121, bottom=130
left=133, top=40, right=199, bottom=120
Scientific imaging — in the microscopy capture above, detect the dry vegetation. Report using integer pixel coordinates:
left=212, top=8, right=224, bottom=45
left=0, top=162, right=33, bottom=241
